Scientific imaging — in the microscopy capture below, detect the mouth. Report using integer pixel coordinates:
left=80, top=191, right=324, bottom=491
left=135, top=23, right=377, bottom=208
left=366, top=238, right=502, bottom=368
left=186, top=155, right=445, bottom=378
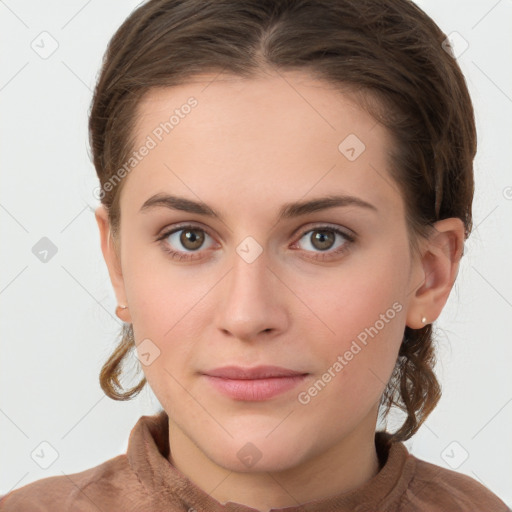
left=201, top=365, right=309, bottom=401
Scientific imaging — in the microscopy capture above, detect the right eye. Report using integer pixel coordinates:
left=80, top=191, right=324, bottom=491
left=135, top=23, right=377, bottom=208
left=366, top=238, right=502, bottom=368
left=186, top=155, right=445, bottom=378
left=156, top=224, right=217, bottom=261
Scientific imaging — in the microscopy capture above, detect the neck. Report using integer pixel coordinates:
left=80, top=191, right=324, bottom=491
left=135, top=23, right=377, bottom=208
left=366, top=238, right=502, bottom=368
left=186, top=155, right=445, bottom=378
left=167, top=411, right=381, bottom=511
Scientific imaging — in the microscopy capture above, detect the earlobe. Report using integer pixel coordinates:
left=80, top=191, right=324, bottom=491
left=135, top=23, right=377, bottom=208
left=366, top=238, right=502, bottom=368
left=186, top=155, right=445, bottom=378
left=95, top=205, right=132, bottom=323
left=405, top=218, right=465, bottom=329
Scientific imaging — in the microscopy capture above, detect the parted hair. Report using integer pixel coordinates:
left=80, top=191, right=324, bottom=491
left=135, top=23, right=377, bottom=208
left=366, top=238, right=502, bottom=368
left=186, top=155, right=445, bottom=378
left=89, top=0, right=476, bottom=442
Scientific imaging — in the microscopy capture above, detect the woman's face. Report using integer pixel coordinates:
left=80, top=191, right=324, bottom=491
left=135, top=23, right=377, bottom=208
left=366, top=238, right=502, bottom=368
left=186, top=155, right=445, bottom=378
left=105, top=71, right=426, bottom=471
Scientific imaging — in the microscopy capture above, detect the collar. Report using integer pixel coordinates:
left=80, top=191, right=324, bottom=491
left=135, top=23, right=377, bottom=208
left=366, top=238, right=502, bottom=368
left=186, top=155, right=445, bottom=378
left=127, top=410, right=413, bottom=511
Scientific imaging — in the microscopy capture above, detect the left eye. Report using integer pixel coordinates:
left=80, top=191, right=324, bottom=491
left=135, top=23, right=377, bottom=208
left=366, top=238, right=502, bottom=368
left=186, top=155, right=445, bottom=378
left=294, top=227, right=352, bottom=253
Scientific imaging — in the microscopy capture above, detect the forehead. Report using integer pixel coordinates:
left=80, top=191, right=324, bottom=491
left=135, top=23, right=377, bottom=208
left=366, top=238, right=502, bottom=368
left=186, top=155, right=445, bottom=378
left=133, top=71, right=375, bottom=141
left=123, top=71, right=401, bottom=220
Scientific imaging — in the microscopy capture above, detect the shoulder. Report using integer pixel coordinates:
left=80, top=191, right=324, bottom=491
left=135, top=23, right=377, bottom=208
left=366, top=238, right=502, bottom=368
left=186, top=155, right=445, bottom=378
left=0, top=454, right=144, bottom=511
left=401, top=453, right=510, bottom=511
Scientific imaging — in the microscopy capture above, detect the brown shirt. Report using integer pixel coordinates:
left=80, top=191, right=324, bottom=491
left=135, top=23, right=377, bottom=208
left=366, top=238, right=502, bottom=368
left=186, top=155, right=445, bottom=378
left=0, top=410, right=508, bottom=511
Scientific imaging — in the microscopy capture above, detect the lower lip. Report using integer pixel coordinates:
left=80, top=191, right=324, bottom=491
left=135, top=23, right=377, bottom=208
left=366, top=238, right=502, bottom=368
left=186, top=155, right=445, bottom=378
left=203, top=374, right=308, bottom=401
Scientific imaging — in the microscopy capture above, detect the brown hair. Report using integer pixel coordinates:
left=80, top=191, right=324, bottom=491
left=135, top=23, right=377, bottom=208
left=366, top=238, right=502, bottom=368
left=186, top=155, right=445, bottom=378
left=89, top=0, right=476, bottom=442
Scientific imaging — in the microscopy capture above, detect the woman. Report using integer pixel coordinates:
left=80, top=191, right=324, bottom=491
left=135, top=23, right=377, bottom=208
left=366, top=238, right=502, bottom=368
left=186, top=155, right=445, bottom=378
left=1, top=0, right=508, bottom=510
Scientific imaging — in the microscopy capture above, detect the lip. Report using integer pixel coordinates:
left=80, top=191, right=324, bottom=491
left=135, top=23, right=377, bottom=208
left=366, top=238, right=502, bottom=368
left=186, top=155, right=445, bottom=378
left=204, top=365, right=306, bottom=379
left=202, top=365, right=309, bottom=401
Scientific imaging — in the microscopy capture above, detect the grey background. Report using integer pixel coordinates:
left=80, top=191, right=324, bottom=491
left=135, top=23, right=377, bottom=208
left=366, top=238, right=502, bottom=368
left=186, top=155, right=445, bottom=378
left=1, top=0, right=511, bottom=505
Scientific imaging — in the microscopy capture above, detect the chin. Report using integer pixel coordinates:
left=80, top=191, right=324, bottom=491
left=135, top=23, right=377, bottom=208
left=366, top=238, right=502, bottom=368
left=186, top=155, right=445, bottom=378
left=204, top=433, right=311, bottom=474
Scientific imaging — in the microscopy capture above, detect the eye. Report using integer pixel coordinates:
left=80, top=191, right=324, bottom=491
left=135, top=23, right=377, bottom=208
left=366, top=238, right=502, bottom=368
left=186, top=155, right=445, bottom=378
left=292, top=225, right=355, bottom=261
left=157, top=224, right=216, bottom=261
left=156, top=223, right=355, bottom=262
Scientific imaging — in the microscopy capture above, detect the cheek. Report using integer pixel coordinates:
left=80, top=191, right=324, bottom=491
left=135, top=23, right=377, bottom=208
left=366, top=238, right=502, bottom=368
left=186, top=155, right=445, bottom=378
left=120, top=230, right=195, bottom=332
left=298, top=238, right=408, bottom=339
left=120, top=236, right=218, bottom=382
left=293, top=243, right=409, bottom=405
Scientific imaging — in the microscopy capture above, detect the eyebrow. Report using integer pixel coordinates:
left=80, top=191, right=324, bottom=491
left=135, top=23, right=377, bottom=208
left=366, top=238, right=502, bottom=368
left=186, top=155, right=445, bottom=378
left=139, top=192, right=378, bottom=221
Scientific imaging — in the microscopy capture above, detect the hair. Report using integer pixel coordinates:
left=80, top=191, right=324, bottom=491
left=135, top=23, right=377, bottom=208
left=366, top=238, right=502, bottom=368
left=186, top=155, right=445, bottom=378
left=89, top=0, right=476, bottom=442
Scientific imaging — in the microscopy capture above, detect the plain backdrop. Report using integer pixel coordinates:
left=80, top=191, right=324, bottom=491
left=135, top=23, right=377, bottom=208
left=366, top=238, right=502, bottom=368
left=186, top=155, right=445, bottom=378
left=1, top=0, right=511, bottom=505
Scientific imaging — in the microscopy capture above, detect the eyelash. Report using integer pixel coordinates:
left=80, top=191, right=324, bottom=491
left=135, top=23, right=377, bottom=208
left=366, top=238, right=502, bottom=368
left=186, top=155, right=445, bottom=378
left=155, top=223, right=356, bottom=262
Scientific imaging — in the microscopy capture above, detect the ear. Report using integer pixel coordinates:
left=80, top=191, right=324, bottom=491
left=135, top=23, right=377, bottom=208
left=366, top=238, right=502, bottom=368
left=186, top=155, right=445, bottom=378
left=95, top=205, right=132, bottom=323
left=406, top=218, right=465, bottom=329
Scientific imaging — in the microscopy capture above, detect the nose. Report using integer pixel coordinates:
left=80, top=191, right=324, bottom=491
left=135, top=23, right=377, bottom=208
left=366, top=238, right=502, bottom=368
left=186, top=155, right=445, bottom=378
left=214, top=249, right=289, bottom=342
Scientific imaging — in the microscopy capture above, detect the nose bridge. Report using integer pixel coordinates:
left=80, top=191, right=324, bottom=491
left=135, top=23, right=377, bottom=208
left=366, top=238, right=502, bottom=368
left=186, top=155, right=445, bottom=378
left=230, top=244, right=268, bottom=296
left=227, top=243, right=271, bottom=311
left=215, top=242, right=285, bottom=339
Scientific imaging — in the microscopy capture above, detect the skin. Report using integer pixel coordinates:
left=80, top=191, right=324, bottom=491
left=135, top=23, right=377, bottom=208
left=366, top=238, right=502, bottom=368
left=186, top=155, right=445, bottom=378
left=95, top=70, right=464, bottom=511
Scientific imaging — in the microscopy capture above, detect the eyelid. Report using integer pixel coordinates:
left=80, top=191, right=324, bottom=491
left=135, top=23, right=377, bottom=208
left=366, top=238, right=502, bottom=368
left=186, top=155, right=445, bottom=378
left=157, top=222, right=355, bottom=243
left=290, top=222, right=356, bottom=242
left=156, top=220, right=213, bottom=238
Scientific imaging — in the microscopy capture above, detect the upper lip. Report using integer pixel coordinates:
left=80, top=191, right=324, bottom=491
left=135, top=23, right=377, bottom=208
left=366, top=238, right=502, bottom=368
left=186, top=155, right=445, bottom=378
left=203, top=365, right=308, bottom=379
